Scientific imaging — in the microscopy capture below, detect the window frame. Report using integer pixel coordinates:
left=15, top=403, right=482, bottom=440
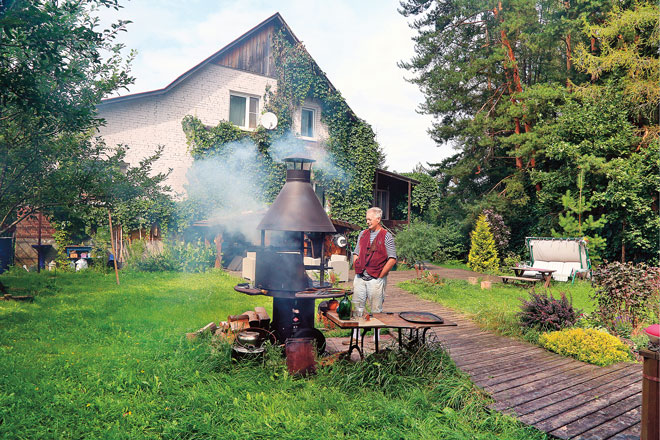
left=228, top=92, right=259, bottom=130
left=300, top=107, right=316, bottom=139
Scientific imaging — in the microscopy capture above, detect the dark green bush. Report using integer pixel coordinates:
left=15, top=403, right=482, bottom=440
left=591, top=261, right=660, bottom=330
left=518, top=290, right=582, bottom=331
left=395, top=220, right=465, bottom=264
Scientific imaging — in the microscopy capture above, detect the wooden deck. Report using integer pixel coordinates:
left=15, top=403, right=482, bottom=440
left=328, top=270, right=643, bottom=440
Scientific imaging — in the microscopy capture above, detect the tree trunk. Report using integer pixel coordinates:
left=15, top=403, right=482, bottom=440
left=621, top=221, right=626, bottom=263
left=494, top=2, right=532, bottom=171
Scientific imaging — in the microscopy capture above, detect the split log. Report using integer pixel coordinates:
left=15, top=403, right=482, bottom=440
left=228, top=314, right=249, bottom=332
left=244, top=311, right=260, bottom=328
left=254, top=307, right=270, bottom=328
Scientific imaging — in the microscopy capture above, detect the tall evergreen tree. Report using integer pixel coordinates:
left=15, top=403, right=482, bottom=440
left=400, top=0, right=658, bottom=263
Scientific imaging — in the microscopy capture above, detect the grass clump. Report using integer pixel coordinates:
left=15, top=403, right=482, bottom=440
left=539, top=328, right=632, bottom=366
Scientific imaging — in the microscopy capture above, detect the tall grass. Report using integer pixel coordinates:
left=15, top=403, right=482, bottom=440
left=0, top=271, right=546, bottom=439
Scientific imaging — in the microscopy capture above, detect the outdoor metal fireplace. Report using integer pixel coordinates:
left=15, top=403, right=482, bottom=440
left=234, top=154, right=348, bottom=349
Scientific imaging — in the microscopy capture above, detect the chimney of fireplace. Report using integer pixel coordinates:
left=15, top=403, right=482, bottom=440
left=257, top=154, right=336, bottom=233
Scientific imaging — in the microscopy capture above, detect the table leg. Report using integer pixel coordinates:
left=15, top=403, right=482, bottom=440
left=344, top=329, right=363, bottom=360
left=543, top=274, right=551, bottom=288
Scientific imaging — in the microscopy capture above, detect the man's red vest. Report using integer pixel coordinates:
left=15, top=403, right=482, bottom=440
left=354, top=229, right=389, bottom=278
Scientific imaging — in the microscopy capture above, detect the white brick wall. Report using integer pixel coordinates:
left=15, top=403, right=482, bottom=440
left=97, top=64, right=281, bottom=195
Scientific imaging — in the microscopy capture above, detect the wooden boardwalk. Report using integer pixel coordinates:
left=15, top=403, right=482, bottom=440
left=328, top=270, right=643, bottom=440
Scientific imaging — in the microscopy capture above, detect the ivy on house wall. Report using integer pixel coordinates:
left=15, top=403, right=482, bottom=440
left=181, top=30, right=384, bottom=226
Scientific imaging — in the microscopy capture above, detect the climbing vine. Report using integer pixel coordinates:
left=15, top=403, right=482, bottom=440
left=182, top=30, right=383, bottom=226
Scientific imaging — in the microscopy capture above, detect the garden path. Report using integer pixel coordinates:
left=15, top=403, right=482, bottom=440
left=326, top=270, right=642, bottom=440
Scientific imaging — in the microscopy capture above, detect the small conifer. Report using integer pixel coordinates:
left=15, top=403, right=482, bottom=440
left=468, top=214, right=499, bottom=273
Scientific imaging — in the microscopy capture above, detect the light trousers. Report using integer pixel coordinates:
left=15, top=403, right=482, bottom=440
left=352, top=275, right=387, bottom=313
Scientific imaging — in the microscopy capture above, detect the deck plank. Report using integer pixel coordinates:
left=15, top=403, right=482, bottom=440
left=550, top=393, right=641, bottom=439
left=524, top=381, right=641, bottom=430
left=497, top=364, right=639, bottom=415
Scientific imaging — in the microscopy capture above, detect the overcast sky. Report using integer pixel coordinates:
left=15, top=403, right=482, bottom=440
left=99, top=0, right=454, bottom=173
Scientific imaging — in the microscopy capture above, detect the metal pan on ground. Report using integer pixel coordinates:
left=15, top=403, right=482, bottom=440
left=398, top=311, right=444, bottom=324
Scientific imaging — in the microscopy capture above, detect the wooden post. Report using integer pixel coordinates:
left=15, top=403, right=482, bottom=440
left=214, top=232, right=223, bottom=269
left=37, top=212, right=42, bottom=273
left=108, top=210, right=120, bottom=285
left=373, top=170, right=379, bottom=206
left=407, top=181, right=412, bottom=224
left=640, top=349, right=659, bottom=440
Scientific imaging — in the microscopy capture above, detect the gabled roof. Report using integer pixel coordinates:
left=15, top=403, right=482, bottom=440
left=99, top=12, right=346, bottom=110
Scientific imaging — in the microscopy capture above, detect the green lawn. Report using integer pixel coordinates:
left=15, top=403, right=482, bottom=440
left=0, top=270, right=547, bottom=439
left=399, top=278, right=595, bottom=339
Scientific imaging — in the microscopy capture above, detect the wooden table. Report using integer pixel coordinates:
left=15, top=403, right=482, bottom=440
left=501, top=266, right=556, bottom=288
left=324, top=310, right=457, bottom=359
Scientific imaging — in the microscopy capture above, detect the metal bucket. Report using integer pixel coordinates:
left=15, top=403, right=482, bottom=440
left=285, top=337, right=316, bottom=376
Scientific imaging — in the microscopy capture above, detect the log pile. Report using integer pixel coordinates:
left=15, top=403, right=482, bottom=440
left=186, top=307, right=270, bottom=341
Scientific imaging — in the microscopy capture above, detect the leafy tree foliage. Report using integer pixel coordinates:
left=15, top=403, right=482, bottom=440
left=400, top=0, right=659, bottom=263
left=395, top=220, right=465, bottom=264
left=0, top=1, right=171, bottom=236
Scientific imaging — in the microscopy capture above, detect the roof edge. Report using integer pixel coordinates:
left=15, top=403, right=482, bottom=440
left=99, top=12, right=291, bottom=106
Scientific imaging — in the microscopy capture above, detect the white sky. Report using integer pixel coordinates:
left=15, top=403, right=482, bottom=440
left=98, top=0, right=454, bottom=173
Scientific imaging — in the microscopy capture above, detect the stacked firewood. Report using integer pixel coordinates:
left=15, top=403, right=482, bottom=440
left=186, top=306, right=270, bottom=341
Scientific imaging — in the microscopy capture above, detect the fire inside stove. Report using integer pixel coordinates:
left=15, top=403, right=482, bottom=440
left=234, top=154, right=348, bottom=350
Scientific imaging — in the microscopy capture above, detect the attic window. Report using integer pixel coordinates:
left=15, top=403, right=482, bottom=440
left=301, top=108, right=315, bottom=138
left=229, top=94, right=258, bottom=129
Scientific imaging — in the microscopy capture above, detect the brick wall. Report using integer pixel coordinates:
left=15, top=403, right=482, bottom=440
left=96, top=64, right=307, bottom=195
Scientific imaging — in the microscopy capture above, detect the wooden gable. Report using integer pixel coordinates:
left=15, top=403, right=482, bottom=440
left=212, top=21, right=279, bottom=77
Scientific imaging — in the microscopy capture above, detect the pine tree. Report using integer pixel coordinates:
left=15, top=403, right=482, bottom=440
left=468, top=214, right=499, bottom=273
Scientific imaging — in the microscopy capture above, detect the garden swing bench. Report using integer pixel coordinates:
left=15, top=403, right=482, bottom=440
left=522, top=237, right=592, bottom=283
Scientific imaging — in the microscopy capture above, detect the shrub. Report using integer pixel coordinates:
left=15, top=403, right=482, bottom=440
left=518, top=290, right=582, bottom=331
left=467, top=214, right=499, bottom=273
left=132, top=240, right=215, bottom=273
left=501, top=251, right=522, bottom=273
left=395, top=220, right=465, bottom=264
left=539, top=328, right=631, bottom=366
left=591, top=261, right=660, bottom=331
left=483, top=209, right=510, bottom=253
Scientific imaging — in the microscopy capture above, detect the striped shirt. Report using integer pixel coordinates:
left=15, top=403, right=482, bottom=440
left=353, top=229, right=397, bottom=260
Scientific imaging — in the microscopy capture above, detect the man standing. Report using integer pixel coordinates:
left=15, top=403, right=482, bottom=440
left=352, top=207, right=397, bottom=314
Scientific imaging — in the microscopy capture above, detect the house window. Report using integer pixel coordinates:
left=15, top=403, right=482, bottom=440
left=376, top=190, right=389, bottom=220
left=301, top=108, right=314, bottom=138
left=229, top=94, right=259, bottom=129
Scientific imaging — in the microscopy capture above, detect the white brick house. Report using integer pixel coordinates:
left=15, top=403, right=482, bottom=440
left=97, top=13, right=415, bottom=227
left=97, top=13, right=328, bottom=195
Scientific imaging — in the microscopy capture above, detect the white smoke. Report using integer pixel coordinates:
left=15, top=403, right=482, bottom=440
left=184, top=132, right=351, bottom=241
